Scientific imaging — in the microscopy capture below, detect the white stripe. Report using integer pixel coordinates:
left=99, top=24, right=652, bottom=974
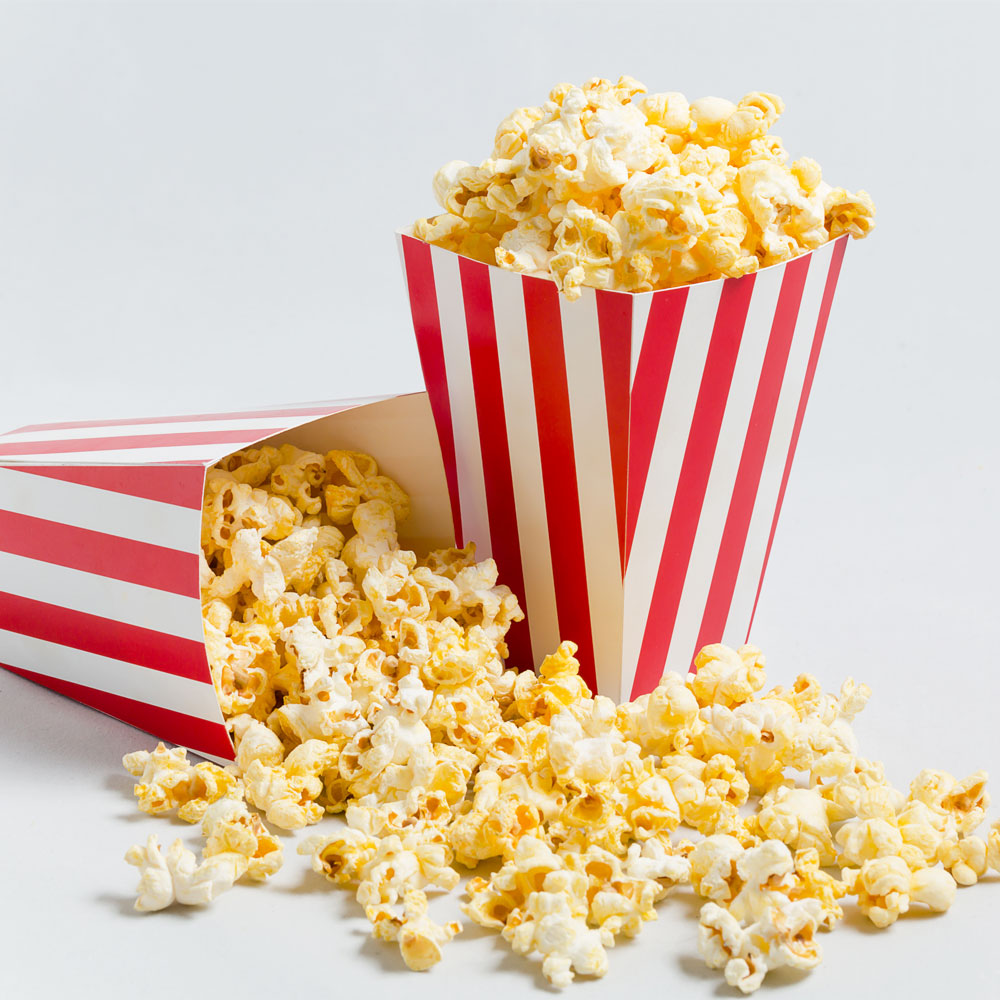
left=0, top=416, right=307, bottom=446
left=429, top=247, right=492, bottom=554
left=663, top=266, right=785, bottom=675
left=491, top=268, right=560, bottom=667
left=724, top=242, right=835, bottom=642
left=0, top=466, right=200, bottom=551
left=0, top=629, right=224, bottom=724
left=629, top=293, right=654, bottom=388
left=0, top=398, right=391, bottom=443
left=0, top=405, right=395, bottom=466
left=622, top=280, right=724, bottom=696
left=560, top=288, right=625, bottom=699
left=0, top=551, right=205, bottom=642
left=0, top=444, right=231, bottom=465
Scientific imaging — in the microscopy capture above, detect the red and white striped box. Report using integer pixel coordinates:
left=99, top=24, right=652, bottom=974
left=0, top=393, right=454, bottom=761
left=399, top=232, right=849, bottom=702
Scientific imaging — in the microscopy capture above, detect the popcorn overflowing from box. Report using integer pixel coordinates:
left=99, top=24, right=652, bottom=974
left=109, top=440, right=992, bottom=991
left=1, top=77, right=996, bottom=992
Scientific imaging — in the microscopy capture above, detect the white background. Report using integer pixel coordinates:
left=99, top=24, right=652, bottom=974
left=1, top=1, right=998, bottom=997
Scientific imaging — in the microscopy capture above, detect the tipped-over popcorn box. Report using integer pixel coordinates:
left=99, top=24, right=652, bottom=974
left=399, top=231, right=849, bottom=701
left=0, top=394, right=454, bottom=761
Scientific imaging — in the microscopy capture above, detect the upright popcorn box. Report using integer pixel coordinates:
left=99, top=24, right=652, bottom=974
left=399, top=231, right=849, bottom=701
left=0, top=394, right=454, bottom=760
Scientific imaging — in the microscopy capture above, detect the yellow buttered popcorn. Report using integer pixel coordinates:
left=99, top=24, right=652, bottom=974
left=122, top=743, right=240, bottom=823
left=413, top=78, right=874, bottom=299
left=119, top=438, right=996, bottom=990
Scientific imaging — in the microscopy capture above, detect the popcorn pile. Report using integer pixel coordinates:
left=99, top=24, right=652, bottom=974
left=122, top=444, right=998, bottom=993
left=412, top=77, right=874, bottom=299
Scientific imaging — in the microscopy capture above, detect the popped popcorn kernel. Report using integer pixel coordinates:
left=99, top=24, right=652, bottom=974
left=123, top=743, right=240, bottom=823
left=125, top=834, right=246, bottom=912
left=368, top=888, right=462, bottom=971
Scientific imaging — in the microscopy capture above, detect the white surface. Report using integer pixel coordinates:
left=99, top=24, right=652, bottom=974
left=1, top=1, right=999, bottom=998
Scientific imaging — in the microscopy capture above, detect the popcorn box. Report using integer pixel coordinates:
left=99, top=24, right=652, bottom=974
left=0, top=394, right=454, bottom=761
left=399, top=232, right=849, bottom=701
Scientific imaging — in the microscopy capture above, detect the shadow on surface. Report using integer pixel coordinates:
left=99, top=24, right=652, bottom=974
left=0, top=670, right=150, bottom=773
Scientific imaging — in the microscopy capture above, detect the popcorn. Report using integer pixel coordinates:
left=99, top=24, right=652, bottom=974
left=937, top=835, right=990, bottom=886
left=413, top=79, right=874, bottom=298
left=502, top=872, right=612, bottom=988
left=835, top=816, right=905, bottom=867
left=300, top=827, right=380, bottom=885
left=122, top=743, right=240, bottom=823
left=205, top=527, right=286, bottom=605
left=268, top=445, right=327, bottom=516
left=201, top=798, right=283, bottom=880
left=243, top=739, right=339, bottom=829
left=341, top=500, right=399, bottom=576
left=754, top=786, right=836, bottom=865
left=231, top=716, right=285, bottom=772
left=788, top=848, right=847, bottom=931
left=698, top=893, right=823, bottom=995
left=938, top=770, right=990, bottom=836
left=619, top=670, right=701, bottom=755
left=205, top=621, right=280, bottom=719
left=512, top=641, right=591, bottom=722
left=201, top=475, right=299, bottom=559
left=841, top=858, right=957, bottom=927
left=118, top=438, right=997, bottom=990
left=125, top=834, right=246, bottom=912
left=368, top=889, right=461, bottom=971
left=690, top=835, right=746, bottom=904
left=355, top=831, right=460, bottom=908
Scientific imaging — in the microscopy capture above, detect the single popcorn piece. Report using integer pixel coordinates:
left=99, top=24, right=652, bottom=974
left=937, top=835, right=990, bottom=886
left=690, top=835, right=747, bottom=904
left=231, top=716, right=285, bottom=773
left=268, top=445, right=327, bottom=516
left=300, top=827, right=380, bottom=885
left=754, top=786, right=836, bottom=865
left=502, top=870, right=612, bottom=988
left=201, top=798, right=283, bottom=881
left=987, top=820, right=1000, bottom=872
left=788, top=848, right=847, bottom=931
left=123, top=743, right=240, bottom=823
left=367, top=889, right=462, bottom=971
left=125, top=834, right=247, bottom=912
left=698, top=890, right=824, bottom=994
left=243, top=739, right=339, bottom=830
left=205, top=528, right=287, bottom=605
left=842, top=857, right=957, bottom=928
left=835, top=816, right=905, bottom=867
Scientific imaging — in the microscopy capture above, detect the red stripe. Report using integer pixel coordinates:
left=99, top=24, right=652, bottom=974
left=595, top=290, right=633, bottom=577
left=631, top=274, right=757, bottom=698
left=0, top=591, right=209, bottom=682
left=8, top=464, right=206, bottom=509
left=747, top=236, right=848, bottom=636
left=0, top=509, right=199, bottom=597
left=0, top=664, right=234, bottom=761
left=693, top=254, right=812, bottom=656
left=401, top=236, right=463, bottom=544
left=9, top=402, right=360, bottom=435
left=625, top=290, right=688, bottom=564
left=0, top=427, right=287, bottom=459
left=522, top=276, right=597, bottom=690
left=459, top=258, right=534, bottom=669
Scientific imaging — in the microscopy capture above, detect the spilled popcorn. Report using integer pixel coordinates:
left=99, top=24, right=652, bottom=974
left=122, top=443, right=997, bottom=992
left=412, top=77, right=874, bottom=299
